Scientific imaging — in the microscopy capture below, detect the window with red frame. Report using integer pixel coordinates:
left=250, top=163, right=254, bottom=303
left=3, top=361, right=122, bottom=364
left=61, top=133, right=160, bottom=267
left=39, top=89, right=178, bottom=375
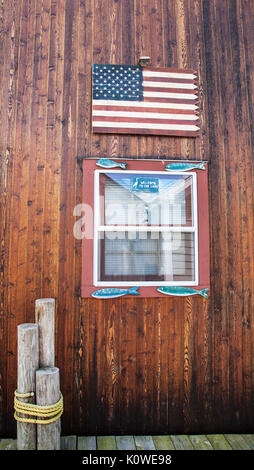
left=81, top=159, right=209, bottom=298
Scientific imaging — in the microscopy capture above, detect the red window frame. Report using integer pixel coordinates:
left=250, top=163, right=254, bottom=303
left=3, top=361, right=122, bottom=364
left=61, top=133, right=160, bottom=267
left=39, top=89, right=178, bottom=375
left=81, top=158, right=210, bottom=298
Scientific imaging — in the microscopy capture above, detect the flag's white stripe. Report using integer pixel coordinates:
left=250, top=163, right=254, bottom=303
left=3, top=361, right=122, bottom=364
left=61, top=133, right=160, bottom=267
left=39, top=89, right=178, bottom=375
left=93, top=100, right=198, bottom=110
left=143, top=71, right=196, bottom=80
left=143, top=81, right=197, bottom=90
left=93, top=121, right=199, bottom=131
left=144, top=91, right=197, bottom=100
left=93, top=110, right=198, bottom=121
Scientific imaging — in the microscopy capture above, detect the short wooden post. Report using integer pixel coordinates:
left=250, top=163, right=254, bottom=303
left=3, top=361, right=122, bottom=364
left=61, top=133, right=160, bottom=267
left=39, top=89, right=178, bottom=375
left=36, top=367, right=61, bottom=450
left=17, top=323, right=39, bottom=450
left=35, top=298, right=55, bottom=367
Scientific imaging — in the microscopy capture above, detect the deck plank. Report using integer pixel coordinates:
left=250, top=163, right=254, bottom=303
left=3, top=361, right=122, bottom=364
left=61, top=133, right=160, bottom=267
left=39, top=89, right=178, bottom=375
left=134, top=436, right=156, bottom=450
left=77, top=436, right=97, bottom=450
left=0, top=439, right=17, bottom=450
left=242, top=435, right=254, bottom=449
left=189, top=435, right=214, bottom=450
left=97, top=436, right=117, bottom=450
left=170, top=435, right=195, bottom=450
left=116, top=435, right=136, bottom=450
left=2, top=434, right=254, bottom=450
left=206, top=434, right=232, bottom=450
left=60, top=435, right=77, bottom=450
left=152, top=435, right=175, bottom=450
left=224, top=434, right=254, bottom=450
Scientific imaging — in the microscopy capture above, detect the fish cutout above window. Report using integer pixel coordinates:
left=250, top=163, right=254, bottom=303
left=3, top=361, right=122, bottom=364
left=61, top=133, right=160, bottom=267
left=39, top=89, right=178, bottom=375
left=96, top=158, right=127, bottom=169
left=165, top=162, right=206, bottom=172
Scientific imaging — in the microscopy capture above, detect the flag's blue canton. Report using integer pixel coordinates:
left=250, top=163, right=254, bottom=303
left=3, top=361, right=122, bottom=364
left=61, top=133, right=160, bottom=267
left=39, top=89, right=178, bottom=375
left=93, top=64, right=144, bottom=101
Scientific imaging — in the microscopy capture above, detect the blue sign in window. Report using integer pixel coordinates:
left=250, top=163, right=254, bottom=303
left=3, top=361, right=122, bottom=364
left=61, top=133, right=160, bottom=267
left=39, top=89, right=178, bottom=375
left=131, top=177, right=159, bottom=193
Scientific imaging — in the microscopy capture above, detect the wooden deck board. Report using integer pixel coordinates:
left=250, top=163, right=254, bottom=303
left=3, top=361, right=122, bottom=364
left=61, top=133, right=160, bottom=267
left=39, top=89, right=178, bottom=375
left=97, top=436, right=117, bottom=450
left=242, top=435, right=254, bottom=450
left=189, top=435, right=214, bottom=450
left=153, top=435, right=175, bottom=450
left=170, top=435, right=195, bottom=450
left=134, top=436, right=156, bottom=450
left=116, top=435, right=136, bottom=450
left=60, top=435, right=77, bottom=450
left=0, top=439, right=17, bottom=450
left=224, top=434, right=254, bottom=450
left=77, top=436, right=97, bottom=450
left=206, top=434, right=232, bottom=450
left=1, top=434, right=253, bottom=450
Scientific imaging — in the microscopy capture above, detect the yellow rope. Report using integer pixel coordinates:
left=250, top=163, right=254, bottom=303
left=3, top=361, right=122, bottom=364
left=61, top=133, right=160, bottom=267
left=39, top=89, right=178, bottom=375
left=14, top=390, right=63, bottom=425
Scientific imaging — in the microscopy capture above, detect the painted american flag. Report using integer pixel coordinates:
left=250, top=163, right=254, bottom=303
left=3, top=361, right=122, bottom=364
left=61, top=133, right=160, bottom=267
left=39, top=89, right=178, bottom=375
left=92, top=64, right=200, bottom=137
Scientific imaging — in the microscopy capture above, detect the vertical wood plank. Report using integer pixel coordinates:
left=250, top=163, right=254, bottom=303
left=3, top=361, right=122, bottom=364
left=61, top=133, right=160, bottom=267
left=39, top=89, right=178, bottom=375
left=42, top=0, right=65, bottom=299
left=183, top=296, right=193, bottom=433
left=57, top=0, right=79, bottom=434
left=230, top=0, right=254, bottom=430
left=0, top=0, right=22, bottom=436
left=26, top=0, right=51, bottom=311
left=119, top=298, right=137, bottom=433
left=167, top=297, right=184, bottom=433
left=153, top=298, right=169, bottom=433
left=7, top=0, right=38, bottom=437
left=104, top=301, right=121, bottom=434
left=202, top=0, right=230, bottom=431
left=241, top=0, right=254, bottom=433
left=92, top=0, right=108, bottom=158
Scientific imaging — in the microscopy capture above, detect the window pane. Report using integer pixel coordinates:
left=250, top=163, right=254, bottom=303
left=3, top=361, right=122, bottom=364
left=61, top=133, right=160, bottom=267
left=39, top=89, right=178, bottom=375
left=97, top=231, right=195, bottom=282
left=99, top=172, right=193, bottom=226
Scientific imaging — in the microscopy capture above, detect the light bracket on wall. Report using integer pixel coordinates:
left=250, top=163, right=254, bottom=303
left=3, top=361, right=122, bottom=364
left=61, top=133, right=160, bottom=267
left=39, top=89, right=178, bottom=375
left=138, top=56, right=151, bottom=67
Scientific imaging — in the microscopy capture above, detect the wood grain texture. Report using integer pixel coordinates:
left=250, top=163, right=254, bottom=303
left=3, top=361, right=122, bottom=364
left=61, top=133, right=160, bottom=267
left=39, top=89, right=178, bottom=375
left=0, top=0, right=254, bottom=437
left=36, top=367, right=61, bottom=450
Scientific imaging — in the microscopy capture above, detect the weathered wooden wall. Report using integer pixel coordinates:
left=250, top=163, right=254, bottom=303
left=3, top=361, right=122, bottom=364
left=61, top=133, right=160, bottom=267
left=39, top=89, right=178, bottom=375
left=0, top=0, right=254, bottom=437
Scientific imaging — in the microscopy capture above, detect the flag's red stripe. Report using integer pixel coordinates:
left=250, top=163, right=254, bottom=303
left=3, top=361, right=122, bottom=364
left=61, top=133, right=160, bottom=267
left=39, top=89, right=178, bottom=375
left=92, top=105, right=198, bottom=115
left=93, top=127, right=200, bottom=136
left=92, top=116, right=199, bottom=126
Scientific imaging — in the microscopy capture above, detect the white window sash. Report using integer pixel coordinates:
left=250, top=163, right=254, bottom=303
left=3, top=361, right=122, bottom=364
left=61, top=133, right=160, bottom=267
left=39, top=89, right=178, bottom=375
left=93, top=169, right=199, bottom=287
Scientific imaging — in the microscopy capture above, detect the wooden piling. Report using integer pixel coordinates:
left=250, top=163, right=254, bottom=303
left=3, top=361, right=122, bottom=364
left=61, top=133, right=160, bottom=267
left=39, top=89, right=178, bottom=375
left=36, top=367, right=61, bottom=450
left=35, top=298, right=55, bottom=367
left=17, top=323, right=39, bottom=450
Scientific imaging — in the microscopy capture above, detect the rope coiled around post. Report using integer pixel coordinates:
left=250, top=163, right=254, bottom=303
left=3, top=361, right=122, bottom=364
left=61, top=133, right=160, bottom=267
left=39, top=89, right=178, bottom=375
left=14, top=390, right=63, bottom=424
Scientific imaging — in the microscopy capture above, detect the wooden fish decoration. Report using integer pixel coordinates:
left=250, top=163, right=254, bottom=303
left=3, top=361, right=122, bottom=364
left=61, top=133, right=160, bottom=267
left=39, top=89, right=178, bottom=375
left=96, top=158, right=127, bottom=169
left=157, top=286, right=209, bottom=298
left=165, top=162, right=206, bottom=172
left=91, top=286, right=139, bottom=299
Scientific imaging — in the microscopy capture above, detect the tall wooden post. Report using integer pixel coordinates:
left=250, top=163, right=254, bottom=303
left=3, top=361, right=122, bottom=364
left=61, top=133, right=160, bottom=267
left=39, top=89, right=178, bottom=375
left=35, top=298, right=55, bottom=367
left=17, top=324, right=39, bottom=450
left=36, top=367, right=61, bottom=450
